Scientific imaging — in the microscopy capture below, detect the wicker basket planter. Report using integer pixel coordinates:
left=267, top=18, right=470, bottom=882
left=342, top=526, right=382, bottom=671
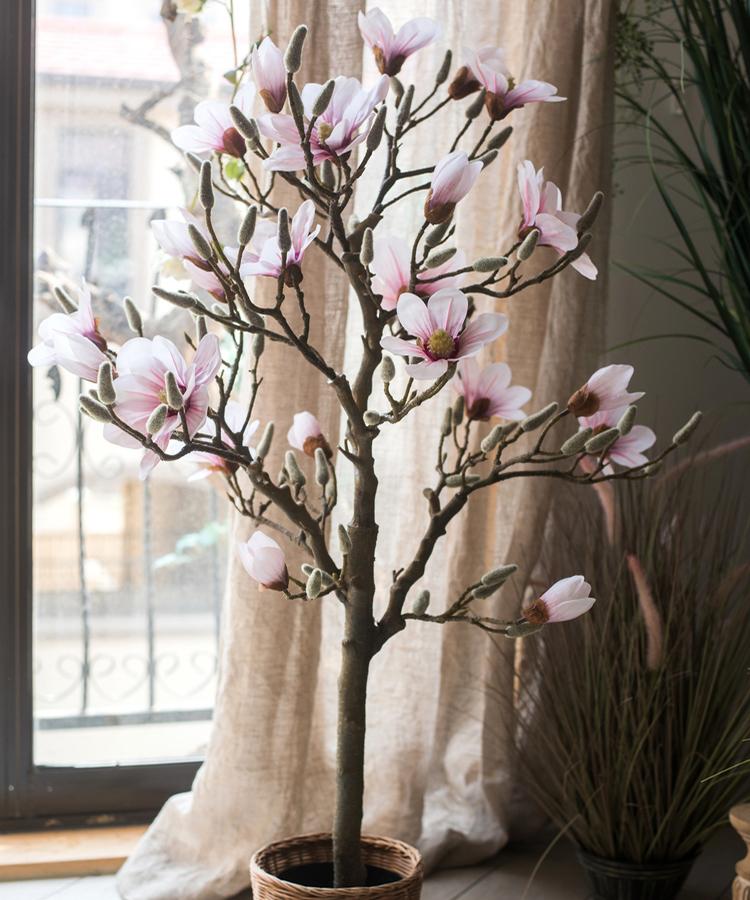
left=250, top=833, right=423, bottom=899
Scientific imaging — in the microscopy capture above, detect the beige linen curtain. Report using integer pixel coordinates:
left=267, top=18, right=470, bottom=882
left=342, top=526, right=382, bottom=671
left=117, top=2, right=615, bottom=897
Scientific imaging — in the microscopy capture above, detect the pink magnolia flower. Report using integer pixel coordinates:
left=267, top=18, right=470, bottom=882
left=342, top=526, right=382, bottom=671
left=424, top=151, right=483, bottom=224
left=522, top=575, right=595, bottom=625
left=28, top=280, right=108, bottom=382
left=579, top=406, right=656, bottom=474
left=189, top=400, right=260, bottom=481
left=237, top=530, right=289, bottom=591
left=455, top=46, right=564, bottom=119
left=104, top=333, right=222, bottom=478
left=455, top=358, right=531, bottom=421
left=371, top=233, right=466, bottom=311
left=288, top=411, right=331, bottom=458
left=242, top=200, right=320, bottom=283
left=517, top=160, right=597, bottom=279
left=172, top=83, right=255, bottom=158
left=258, top=75, right=389, bottom=172
left=358, top=7, right=442, bottom=77
left=380, top=288, right=507, bottom=380
left=250, top=36, right=287, bottom=113
left=568, top=364, right=643, bottom=417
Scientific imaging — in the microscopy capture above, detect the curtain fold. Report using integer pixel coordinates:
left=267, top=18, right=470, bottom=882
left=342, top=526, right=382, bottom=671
left=117, top=2, right=616, bottom=897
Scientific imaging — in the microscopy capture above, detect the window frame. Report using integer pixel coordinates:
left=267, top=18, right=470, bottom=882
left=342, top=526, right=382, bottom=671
left=0, top=0, right=201, bottom=829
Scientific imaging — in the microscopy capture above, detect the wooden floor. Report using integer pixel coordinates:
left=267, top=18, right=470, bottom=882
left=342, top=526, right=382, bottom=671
left=0, top=828, right=738, bottom=899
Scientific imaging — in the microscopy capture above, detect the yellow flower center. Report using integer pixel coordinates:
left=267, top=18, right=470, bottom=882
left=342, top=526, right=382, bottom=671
left=317, top=122, right=333, bottom=142
left=426, top=329, right=456, bottom=359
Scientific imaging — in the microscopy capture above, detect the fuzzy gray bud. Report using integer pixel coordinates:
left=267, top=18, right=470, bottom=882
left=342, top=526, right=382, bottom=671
left=199, top=160, right=214, bottom=210
left=320, top=159, right=335, bottom=188
left=473, top=256, right=507, bottom=272
left=472, top=581, right=502, bottom=600
left=312, top=79, right=335, bottom=117
left=466, top=88, right=486, bottom=119
left=643, top=461, right=662, bottom=476
left=412, top=590, right=430, bottom=615
left=380, top=356, right=396, bottom=384
left=188, top=224, right=213, bottom=260
left=517, top=228, right=539, bottom=261
left=560, top=427, right=592, bottom=456
left=617, top=405, right=637, bottom=436
left=305, top=568, right=323, bottom=599
left=277, top=208, right=291, bottom=255
left=146, top=403, right=168, bottom=435
left=164, top=371, right=184, bottom=410
left=256, top=422, right=274, bottom=459
left=481, top=563, right=517, bottom=587
left=366, top=105, right=387, bottom=153
left=390, top=76, right=404, bottom=102
left=425, top=246, right=456, bottom=268
left=288, top=81, right=305, bottom=122
left=152, top=286, right=198, bottom=309
left=480, top=425, right=505, bottom=454
left=673, top=411, right=702, bottom=445
left=435, top=49, right=452, bottom=84
left=452, top=395, right=465, bottom=427
left=363, top=410, right=383, bottom=427
left=521, top=402, right=558, bottom=432
left=506, top=621, right=544, bottom=638
left=479, top=149, right=498, bottom=167
left=360, top=227, right=374, bottom=266
left=441, top=406, right=453, bottom=437
left=195, top=316, right=208, bottom=341
left=577, top=191, right=604, bottom=235
left=229, top=106, right=258, bottom=144
left=425, top=221, right=451, bottom=248
left=284, top=25, right=307, bottom=73
left=338, top=524, right=352, bottom=555
left=487, top=126, right=513, bottom=151
left=285, top=450, right=305, bottom=487
left=238, top=205, right=257, bottom=246
left=585, top=427, right=620, bottom=454
left=97, top=362, right=116, bottom=406
left=79, top=394, right=111, bottom=423
left=314, top=447, right=329, bottom=485
left=445, top=473, right=481, bottom=487
left=567, top=233, right=592, bottom=263
left=54, top=285, right=77, bottom=314
left=396, top=84, right=414, bottom=128
left=252, top=331, right=264, bottom=359
left=123, top=297, right=143, bottom=336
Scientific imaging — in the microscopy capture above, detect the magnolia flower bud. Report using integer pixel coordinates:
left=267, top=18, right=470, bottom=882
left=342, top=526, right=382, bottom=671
left=473, top=256, right=507, bottom=272
left=188, top=224, right=213, bottom=260
left=452, top=395, right=465, bottom=427
left=314, top=447, right=329, bottom=485
left=123, top=296, right=143, bottom=336
left=518, top=228, right=540, bottom=261
left=390, top=76, right=404, bottom=103
left=146, top=403, right=168, bottom=434
left=445, top=473, right=481, bottom=487
left=238, top=205, right=257, bottom=246
left=284, top=25, right=307, bottom=73
left=360, top=227, right=374, bottom=266
left=320, top=159, right=336, bottom=188
left=487, top=126, right=513, bottom=151
left=97, top=362, right=116, bottom=406
left=425, top=221, right=451, bottom=248
left=480, top=425, right=505, bottom=453
left=380, top=355, right=396, bottom=384
left=366, top=105, right=387, bottom=153
left=252, top=331, right=264, bottom=359
left=256, top=421, right=274, bottom=459
left=425, top=246, right=456, bottom=268
left=673, top=411, right=702, bottom=445
left=506, top=620, right=544, bottom=638
left=338, top=524, right=352, bottom=555
left=277, top=208, right=292, bottom=255
left=585, top=427, right=620, bottom=454
left=152, top=286, right=198, bottom=309
left=435, top=50, right=452, bottom=85
left=472, top=581, right=502, bottom=600
left=441, top=406, right=453, bottom=436
left=643, top=461, right=662, bottom=475
left=521, top=402, right=558, bottom=432
left=54, top=285, right=78, bottom=314
left=577, top=191, right=604, bottom=235
left=164, top=371, right=184, bottom=410
left=230, top=105, right=260, bottom=144
left=79, top=394, right=111, bottom=423
left=199, top=160, right=214, bottom=210
left=305, top=568, right=323, bottom=599
left=364, top=410, right=383, bottom=426
left=185, top=152, right=203, bottom=173
left=311, top=79, right=336, bottom=118
left=466, top=89, right=486, bottom=119
left=195, top=315, right=208, bottom=341
left=567, top=232, right=592, bottom=263
left=479, top=149, right=498, bottom=167
left=285, top=450, right=306, bottom=487
left=412, top=590, right=430, bottom=615
left=396, top=84, right=414, bottom=128
left=617, top=405, right=637, bottom=436
left=560, top=427, right=592, bottom=455
left=481, top=563, right=517, bottom=586
left=288, top=82, right=305, bottom=123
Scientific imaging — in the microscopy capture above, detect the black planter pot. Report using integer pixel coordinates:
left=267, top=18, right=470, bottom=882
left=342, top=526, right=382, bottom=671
left=577, top=849, right=697, bottom=900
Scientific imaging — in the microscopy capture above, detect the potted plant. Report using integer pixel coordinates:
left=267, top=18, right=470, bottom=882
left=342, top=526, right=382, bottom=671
left=28, top=9, right=700, bottom=896
left=515, top=459, right=750, bottom=900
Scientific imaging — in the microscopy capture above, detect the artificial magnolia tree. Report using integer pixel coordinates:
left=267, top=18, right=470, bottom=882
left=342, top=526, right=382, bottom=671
left=29, top=8, right=701, bottom=889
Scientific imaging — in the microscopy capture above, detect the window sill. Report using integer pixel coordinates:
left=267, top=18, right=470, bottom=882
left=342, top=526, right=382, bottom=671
left=0, top=825, right=146, bottom=881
